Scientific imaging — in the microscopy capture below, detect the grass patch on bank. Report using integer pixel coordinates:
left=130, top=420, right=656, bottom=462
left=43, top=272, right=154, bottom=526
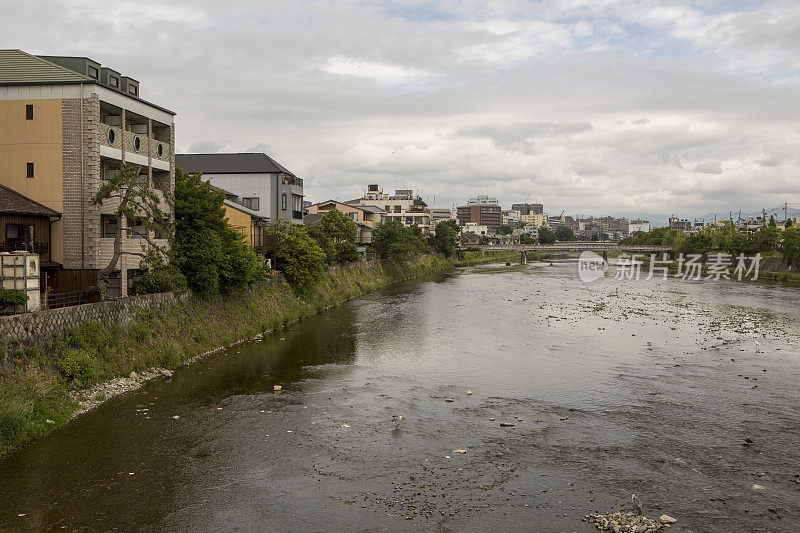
left=0, top=255, right=455, bottom=457
left=454, top=250, right=521, bottom=267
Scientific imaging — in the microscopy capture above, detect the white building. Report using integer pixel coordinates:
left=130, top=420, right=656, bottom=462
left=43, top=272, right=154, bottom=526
left=176, top=153, right=304, bottom=225
left=461, top=223, right=489, bottom=236
left=628, top=219, right=651, bottom=234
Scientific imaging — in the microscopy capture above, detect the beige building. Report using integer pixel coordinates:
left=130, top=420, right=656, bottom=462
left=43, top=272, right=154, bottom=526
left=0, top=49, right=175, bottom=297
left=347, top=184, right=431, bottom=235
left=305, top=200, right=386, bottom=243
left=519, top=212, right=548, bottom=228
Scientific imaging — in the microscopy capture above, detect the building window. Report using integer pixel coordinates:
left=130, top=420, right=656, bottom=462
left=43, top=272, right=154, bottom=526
left=25, top=104, right=33, bottom=120
left=128, top=85, right=138, bottom=96
left=88, top=66, right=99, bottom=79
left=107, top=271, right=121, bottom=298
left=281, top=193, right=287, bottom=211
left=348, top=212, right=359, bottom=222
left=128, top=217, right=146, bottom=238
left=101, top=215, right=118, bottom=238
left=242, top=197, right=260, bottom=211
left=102, top=165, right=120, bottom=181
left=127, top=269, right=146, bottom=292
left=109, top=76, right=118, bottom=88
left=5, top=223, right=34, bottom=249
left=26, top=163, right=34, bottom=178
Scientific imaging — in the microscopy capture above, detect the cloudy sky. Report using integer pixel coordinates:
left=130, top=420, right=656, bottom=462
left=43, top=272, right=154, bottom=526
left=4, top=0, right=799, bottom=220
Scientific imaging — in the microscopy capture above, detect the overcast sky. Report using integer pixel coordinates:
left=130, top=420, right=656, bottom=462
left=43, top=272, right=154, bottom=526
left=4, top=0, right=799, bottom=219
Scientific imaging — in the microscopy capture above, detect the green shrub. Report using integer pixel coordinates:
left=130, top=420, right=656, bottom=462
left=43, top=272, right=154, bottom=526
left=0, top=289, right=27, bottom=307
left=157, top=346, right=183, bottom=368
left=57, top=349, right=97, bottom=386
left=0, top=412, right=27, bottom=448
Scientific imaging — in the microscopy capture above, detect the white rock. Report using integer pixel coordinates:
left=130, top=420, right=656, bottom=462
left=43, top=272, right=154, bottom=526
left=129, top=371, right=138, bottom=379
left=274, top=385, right=282, bottom=391
left=659, top=514, right=677, bottom=524
left=466, top=390, right=473, bottom=395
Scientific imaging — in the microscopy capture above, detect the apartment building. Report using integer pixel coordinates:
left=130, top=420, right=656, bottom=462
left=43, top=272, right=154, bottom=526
left=347, top=184, right=431, bottom=235
left=457, top=195, right=502, bottom=230
left=628, top=219, right=651, bottom=234
left=512, top=203, right=544, bottom=215
left=176, top=153, right=304, bottom=225
left=0, top=49, right=175, bottom=297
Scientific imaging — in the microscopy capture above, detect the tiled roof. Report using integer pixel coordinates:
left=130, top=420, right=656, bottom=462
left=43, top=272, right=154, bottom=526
left=0, top=49, right=91, bottom=84
left=0, top=184, right=60, bottom=217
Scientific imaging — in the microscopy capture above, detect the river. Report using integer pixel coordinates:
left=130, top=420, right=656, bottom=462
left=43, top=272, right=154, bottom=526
left=1, top=262, right=799, bottom=531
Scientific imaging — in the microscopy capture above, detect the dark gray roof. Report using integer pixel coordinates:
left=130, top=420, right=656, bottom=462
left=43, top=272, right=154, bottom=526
left=0, top=184, right=61, bottom=217
left=357, top=204, right=386, bottom=214
left=176, top=153, right=296, bottom=176
left=303, top=213, right=324, bottom=226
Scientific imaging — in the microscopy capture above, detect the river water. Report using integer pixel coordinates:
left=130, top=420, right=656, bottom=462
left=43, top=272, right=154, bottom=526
left=1, top=263, right=799, bottom=532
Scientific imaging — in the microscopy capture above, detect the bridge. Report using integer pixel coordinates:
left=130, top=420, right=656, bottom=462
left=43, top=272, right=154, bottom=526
left=462, top=243, right=673, bottom=264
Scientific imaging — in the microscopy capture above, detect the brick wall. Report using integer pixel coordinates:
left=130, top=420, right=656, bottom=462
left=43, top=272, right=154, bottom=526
left=61, top=94, right=101, bottom=270
left=0, top=291, right=189, bottom=358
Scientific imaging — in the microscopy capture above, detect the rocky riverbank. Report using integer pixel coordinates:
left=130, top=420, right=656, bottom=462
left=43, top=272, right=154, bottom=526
left=70, top=367, right=174, bottom=417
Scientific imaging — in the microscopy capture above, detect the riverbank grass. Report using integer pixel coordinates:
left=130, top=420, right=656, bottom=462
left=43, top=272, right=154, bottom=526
left=1, top=253, right=521, bottom=457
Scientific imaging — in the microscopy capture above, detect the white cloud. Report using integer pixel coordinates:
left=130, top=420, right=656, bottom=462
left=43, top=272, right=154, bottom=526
left=2, top=0, right=798, bottom=218
left=318, top=56, right=431, bottom=86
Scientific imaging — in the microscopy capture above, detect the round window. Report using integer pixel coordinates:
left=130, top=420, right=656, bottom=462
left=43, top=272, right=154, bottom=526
left=107, top=128, right=116, bottom=144
left=157, top=143, right=163, bottom=157
left=133, top=136, right=141, bottom=152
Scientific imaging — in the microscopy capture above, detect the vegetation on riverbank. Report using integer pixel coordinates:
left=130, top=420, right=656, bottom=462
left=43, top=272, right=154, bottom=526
left=453, top=250, right=521, bottom=267
left=0, top=254, right=465, bottom=457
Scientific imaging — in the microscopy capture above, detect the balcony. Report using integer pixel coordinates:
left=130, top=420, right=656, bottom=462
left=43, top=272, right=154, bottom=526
left=101, top=123, right=171, bottom=164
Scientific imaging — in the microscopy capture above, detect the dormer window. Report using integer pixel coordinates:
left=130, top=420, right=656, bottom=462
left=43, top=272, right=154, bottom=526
left=128, top=85, right=137, bottom=96
left=88, top=66, right=99, bottom=79
left=109, top=76, right=118, bottom=88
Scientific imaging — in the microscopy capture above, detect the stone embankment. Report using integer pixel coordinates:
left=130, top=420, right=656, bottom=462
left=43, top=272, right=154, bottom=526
left=70, top=367, right=174, bottom=417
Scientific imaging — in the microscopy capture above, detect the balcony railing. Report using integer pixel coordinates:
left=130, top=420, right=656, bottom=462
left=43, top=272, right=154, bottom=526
left=101, top=124, right=171, bottom=163
left=0, top=241, right=49, bottom=254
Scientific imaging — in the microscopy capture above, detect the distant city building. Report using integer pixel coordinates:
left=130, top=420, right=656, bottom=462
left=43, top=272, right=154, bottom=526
left=669, top=215, right=692, bottom=232
left=502, top=210, right=520, bottom=226
left=519, top=212, right=547, bottom=228
left=347, top=184, right=431, bottom=235
left=461, top=222, right=489, bottom=234
left=176, top=153, right=304, bottom=225
left=457, top=195, right=502, bottom=230
left=512, top=203, right=544, bottom=215
left=522, top=224, right=540, bottom=238
left=628, top=219, right=651, bottom=234
left=430, top=207, right=454, bottom=225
